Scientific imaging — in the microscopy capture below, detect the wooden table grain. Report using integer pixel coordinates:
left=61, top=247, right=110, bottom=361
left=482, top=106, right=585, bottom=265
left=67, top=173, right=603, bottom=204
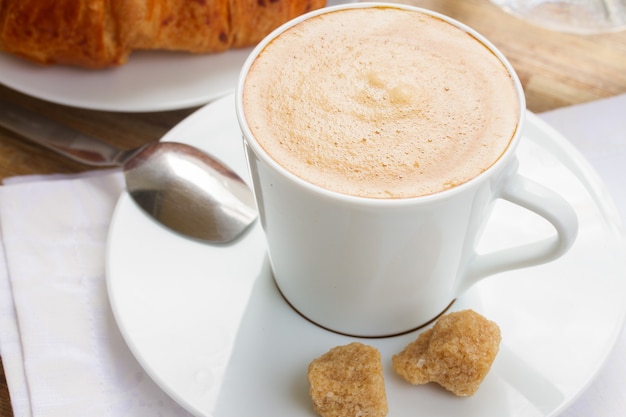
left=1, top=0, right=625, bottom=415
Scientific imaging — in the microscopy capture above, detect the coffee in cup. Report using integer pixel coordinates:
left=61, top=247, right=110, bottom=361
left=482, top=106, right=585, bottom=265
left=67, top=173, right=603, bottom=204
left=242, top=6, right=519, bottom=198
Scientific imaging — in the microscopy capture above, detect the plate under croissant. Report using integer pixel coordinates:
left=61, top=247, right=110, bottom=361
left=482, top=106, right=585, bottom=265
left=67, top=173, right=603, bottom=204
left=0, top=48, right=252, bottom=112
left=106, top=95, right=626, bottom=417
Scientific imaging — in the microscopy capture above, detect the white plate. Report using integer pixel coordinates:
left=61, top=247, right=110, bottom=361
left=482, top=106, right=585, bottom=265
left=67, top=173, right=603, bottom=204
left=106, top=94, right=626, bottom=417
left=0, top=49, right=251, bottom=112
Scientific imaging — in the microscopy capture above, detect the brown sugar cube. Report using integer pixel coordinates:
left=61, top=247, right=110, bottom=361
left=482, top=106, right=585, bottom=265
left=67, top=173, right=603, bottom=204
left=392, top=309, right=501, bottom=397
left=308, top=342, right=388, bottom=417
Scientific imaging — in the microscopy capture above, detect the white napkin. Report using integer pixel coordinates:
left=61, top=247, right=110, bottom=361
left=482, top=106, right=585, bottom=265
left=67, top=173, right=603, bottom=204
left=0, top=95, right=624, bottom=417
left=0, top=170, right=193, bottom=417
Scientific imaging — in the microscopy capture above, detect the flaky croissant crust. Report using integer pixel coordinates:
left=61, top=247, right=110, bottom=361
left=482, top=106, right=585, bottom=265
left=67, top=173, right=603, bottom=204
left=0, top=0, right=325, bottom=68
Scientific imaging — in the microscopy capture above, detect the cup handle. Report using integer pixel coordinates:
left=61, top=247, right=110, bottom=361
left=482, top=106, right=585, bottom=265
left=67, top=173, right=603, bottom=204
left=462, top=172, right=578, bottom=292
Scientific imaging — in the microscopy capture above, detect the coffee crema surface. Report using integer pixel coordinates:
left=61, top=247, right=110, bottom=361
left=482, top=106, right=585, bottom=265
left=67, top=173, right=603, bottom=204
left=243, top=7, right=520, bottom=198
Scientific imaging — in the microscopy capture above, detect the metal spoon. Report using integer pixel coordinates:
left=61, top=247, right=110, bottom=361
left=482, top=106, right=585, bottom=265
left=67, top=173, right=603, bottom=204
left=0, top=99, right=257, bottom=243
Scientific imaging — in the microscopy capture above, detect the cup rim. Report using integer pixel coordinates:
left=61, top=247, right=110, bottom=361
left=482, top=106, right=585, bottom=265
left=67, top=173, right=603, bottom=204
left=235, top=2, right=526, bottom=207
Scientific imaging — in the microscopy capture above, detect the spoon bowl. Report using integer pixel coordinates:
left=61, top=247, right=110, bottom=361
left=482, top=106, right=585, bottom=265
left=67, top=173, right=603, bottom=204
left=0, top=99, right=257, bottom=243
left=123, top=142, right=257, bottom=242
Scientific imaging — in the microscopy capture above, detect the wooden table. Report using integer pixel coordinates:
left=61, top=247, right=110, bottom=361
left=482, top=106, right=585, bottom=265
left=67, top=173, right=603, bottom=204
left=1, top=0, right=625, bottom=414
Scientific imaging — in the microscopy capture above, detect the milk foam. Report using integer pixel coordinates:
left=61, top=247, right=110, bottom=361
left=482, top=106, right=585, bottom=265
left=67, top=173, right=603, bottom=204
left=243, top=7, right=520, bottom=198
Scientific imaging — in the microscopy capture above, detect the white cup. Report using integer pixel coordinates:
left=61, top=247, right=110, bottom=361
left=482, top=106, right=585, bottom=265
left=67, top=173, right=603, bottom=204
left=236, top=3, right=578, bottom=337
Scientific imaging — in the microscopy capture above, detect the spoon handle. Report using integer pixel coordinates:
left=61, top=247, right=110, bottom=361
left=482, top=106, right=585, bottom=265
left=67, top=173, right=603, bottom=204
left=0, top=98, right=125, bottom=167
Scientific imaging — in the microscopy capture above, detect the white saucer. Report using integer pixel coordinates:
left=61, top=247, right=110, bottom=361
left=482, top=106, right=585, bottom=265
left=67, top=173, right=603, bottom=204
left=0, top=48, right=251, bottom=112
left=106, top=94, right=626, bottom=417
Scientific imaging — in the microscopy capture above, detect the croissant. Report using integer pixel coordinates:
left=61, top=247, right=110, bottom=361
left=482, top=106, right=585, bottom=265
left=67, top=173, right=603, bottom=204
left=0, top=0, right=326, bottom=68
